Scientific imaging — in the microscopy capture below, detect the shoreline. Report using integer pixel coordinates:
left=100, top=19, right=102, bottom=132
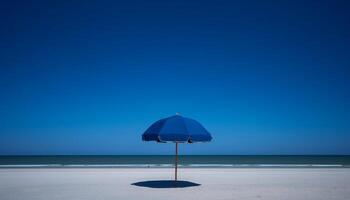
left=0, top=164, right=348, bottom=168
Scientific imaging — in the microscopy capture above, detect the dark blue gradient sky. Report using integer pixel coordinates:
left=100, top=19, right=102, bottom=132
left=1, top=0, right=349, bottom=155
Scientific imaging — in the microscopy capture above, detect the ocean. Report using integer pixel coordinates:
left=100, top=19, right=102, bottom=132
left=0, top=155, right=349, bottom=168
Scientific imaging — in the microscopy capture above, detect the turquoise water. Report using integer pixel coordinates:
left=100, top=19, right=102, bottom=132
left=0, top=155, right=349, bottom=168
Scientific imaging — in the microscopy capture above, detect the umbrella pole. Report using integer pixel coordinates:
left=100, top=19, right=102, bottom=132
left=175, top=142, right=178, bottom=182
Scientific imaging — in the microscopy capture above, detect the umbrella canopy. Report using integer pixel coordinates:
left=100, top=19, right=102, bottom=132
left=142, top=114, right=212, bottom=182
left=142, top=114, right=212, bottom=143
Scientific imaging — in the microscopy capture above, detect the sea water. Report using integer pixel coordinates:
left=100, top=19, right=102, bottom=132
left=0, top=155, right=349, bottom=168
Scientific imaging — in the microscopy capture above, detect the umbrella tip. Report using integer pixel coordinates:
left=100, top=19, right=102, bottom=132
left=175, top=112, right=181, bottom=116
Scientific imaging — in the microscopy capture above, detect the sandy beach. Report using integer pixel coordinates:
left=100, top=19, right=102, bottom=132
left=0, top=168, right=349, bottom=200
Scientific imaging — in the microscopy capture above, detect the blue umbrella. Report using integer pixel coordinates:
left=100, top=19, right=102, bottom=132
left=142, top=114, right=212, bottom=181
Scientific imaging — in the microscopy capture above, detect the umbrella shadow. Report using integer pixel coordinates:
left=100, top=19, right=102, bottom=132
left=131, top=180, right=201, bottom=188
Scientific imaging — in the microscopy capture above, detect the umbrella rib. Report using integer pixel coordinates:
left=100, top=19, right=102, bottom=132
left=181, top=117, right=191, bottom=142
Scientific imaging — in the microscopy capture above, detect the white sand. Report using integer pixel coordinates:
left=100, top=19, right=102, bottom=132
left=0, top=168, right=350, bottom=200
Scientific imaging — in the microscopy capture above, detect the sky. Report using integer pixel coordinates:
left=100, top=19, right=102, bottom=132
left=0, top=0, right=349, bottom=155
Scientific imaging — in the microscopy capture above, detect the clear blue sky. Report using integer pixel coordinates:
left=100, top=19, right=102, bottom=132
left=0, top=0, right=349, bottom=155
